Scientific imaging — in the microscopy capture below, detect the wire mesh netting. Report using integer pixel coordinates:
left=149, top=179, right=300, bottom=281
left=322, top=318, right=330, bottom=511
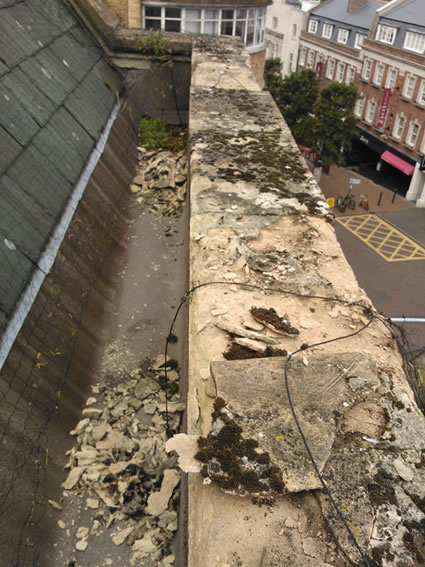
left=0, top=183, right=134, bottom=566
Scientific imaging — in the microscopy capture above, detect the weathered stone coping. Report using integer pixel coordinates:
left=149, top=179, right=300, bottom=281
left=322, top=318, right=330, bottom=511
left=186, top=37, right=425, bottom=567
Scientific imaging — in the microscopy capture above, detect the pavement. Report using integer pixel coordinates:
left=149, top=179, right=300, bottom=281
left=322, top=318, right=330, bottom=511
left=318, top=165, right=425, bottom=354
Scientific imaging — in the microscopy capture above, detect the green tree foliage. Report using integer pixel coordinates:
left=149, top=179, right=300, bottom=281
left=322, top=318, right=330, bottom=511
left=264, top=58, right=283, bottom=101
left=277, top=69, right=319, bottom=131
left=263, top=61, right=359, bottom=166
left=313, top=82, right=358, bottom=166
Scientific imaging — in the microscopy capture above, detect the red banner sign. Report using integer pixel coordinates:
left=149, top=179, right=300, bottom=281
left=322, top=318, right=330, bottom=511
left=376, top=88, right=391, bottom=129
left=316, top=62, right=323, bottom=78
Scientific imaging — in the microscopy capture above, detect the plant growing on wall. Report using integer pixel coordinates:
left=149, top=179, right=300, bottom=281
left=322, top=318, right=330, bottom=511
left=138, top=117, right=186, bottom=151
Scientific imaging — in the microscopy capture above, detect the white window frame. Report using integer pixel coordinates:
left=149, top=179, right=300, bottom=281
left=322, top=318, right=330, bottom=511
left=416, top=80, right=425, bottom=107
left=337, top=28, right=349, bottom=44
left=299, top=47, right=306, bottom=66
left=373, top=63, right=384, bottom=86
left=420, top=132, right=425, bottom=155
left=376, top=24, right=397, bottom=45
left=406, top=121, right=420, bottom=148
left=143, top=6, right=266, bottom=47
left=392, top=114, right=406, bottom=141
left=403, top=75, right=416, bottom=99
left=346, top=66, right=356, bottom=84
left=308, top=19, right=318, bottom=34
left=326, top=58, right=335, bottom=80
left=337, top=62, right=345, bottom=82
left=307, top=50, right=315, bottom=68
left=322, top=23, right=333, bottom=39
left=354, top=33, right=365, bottom=49
left=366, top=99, right=376, bottom=124
left=354, top=97, right=364, bottom=118
left=404, top=31, right=425, bottom=54
left=362, top=59, right=372, bottom=81
left=386, top=68, right=397, bottom=89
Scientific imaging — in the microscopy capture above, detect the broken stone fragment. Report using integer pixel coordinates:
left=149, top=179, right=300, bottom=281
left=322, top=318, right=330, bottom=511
left=75, top=540, right=88, bottom=552
left=215, top=320, right=281, bottom=345
left=393, top=457, right=415, bottom=482
left=76, top=527, right=89, bottom=539
left=70, top=418, right=91, bottom=436
left=62, top=466, right=86, bottom=490
left=234, top=337, right=267, bottom=353
left=96, top=431, right=137, bottom=453
left=75, top=446, right=99, bottom=466
left=112, top=526, right=134, bottom=546
left=48, top=499, right=63, bottom=511
left=86, top=498, right=99, bottom=510
left=90, top=422, right=110, bottom=442
left=132, top=531, right=159, bottom=557
left=145, top=469, right=180, bottom=516
left=85, top=397, right=97, bottom=406
left=82, top=408, right=103, bottom=420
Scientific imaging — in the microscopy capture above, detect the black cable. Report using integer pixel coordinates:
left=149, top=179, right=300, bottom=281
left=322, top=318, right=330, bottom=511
left=164, top=280, right=376, bottom=565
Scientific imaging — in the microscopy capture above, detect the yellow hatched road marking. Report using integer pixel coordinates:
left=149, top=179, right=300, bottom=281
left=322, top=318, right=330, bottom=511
left=336, top=214, right=425, bottom=262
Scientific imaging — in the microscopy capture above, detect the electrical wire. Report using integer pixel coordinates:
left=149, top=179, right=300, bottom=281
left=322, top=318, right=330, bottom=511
left=163, top=279, right=377, bottom=566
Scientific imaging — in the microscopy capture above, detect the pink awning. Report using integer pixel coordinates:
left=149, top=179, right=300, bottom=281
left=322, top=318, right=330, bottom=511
left=381, top=150, right=415, bottom=176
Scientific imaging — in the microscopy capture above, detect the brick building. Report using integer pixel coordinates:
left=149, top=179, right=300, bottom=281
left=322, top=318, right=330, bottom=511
left=299, top=0, right=425, bottom=205
left=106, top=0, right=271, bottom=81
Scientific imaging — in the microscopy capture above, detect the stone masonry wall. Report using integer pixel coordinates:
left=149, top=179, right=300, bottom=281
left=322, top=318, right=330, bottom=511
left=185, top=36, right=425, bottom=567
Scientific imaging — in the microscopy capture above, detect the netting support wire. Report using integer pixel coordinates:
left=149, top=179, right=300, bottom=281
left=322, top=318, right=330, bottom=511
left=390, top=317, right=425, bottom=323
left=163, top=280, right=375, bottom=565
left=0, top=102, right=121, bottom=373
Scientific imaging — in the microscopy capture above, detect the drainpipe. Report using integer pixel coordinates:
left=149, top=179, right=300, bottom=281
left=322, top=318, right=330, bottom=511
left=0, top=102, right=121, bottom=372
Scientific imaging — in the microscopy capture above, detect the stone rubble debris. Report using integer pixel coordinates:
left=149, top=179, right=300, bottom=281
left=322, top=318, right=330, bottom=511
left=58, top=356, right=183, bottom=566
left=132, top=148, right=187, bottom=216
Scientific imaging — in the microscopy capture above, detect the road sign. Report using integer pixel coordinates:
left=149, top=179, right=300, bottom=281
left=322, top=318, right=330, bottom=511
left=349, top=178, right=361, bottom=184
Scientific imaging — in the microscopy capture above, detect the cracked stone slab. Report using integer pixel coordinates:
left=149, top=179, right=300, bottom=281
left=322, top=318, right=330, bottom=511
left=209, top=353, right=379, bottom=492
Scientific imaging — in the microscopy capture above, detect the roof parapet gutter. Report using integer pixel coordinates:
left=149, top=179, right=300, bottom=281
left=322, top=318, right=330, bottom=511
left=0, top=102, right=121, bottom=373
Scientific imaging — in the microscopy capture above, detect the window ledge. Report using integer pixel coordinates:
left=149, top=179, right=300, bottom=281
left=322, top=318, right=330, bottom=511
left=400, top=95, right=413, bottom=102
left=371, top=82, right=382, bottom=89
left=360, top=77, right=370, bottom=83
left=414, top=101, right=425, bottom=109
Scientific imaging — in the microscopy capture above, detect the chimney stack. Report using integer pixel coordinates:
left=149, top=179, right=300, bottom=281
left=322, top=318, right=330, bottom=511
left=347, top=0, right=368, bottom=12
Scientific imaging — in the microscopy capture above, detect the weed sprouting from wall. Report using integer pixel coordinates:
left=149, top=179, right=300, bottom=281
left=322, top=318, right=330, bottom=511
left=138, top=117, right=187, bottom=151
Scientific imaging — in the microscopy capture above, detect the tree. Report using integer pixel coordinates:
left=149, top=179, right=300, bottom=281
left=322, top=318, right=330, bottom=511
left=313, top=82, right=358, bottom=166
left=276, top=69, right=319, bottom=132
left=264, top=58, right=283, bottom=102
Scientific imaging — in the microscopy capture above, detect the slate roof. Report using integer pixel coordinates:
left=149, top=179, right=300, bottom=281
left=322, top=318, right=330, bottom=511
left=0, top=0, right=121, bottom=336
left=380, top=0, right=425, bottom=28
left=310, top=0, right=382, bottom=28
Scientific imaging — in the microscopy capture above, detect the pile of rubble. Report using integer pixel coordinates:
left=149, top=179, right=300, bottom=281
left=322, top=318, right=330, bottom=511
left=58, top=355, right=183, bottom=566
left=130, top=148, right=187, bottom=217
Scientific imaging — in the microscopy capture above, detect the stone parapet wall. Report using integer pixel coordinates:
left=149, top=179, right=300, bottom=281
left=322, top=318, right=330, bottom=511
left=186, top=36, right=425, bottom=567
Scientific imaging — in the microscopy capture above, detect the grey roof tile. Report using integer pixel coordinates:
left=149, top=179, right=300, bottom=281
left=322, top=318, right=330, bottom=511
left=0, top=125, right=22, bottom=175
left=0, top=89, right=40, bottom=145
left=311, top=0, right=382, bottom=29
left=33, top=107, right=95, bottom=184
left=65, top=62, right=116, bottom=139
left=49, top=29, right=101, bottom=83
left=2, top=67, right=56, bottom=126
left=6, top=145, right=72, bottom=220
left=0, top=237, right=34, bottom=318
left=0, top=10, right=42, bottom=67
left=383, top=0, right=425, bottom=27
left=0, top=175, right=49, bottom=261
left=19, top=46, right=78, bottom=106
left=8, top=2, right=61, bottom=48
left=32, top=0, right=76, bottom=33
